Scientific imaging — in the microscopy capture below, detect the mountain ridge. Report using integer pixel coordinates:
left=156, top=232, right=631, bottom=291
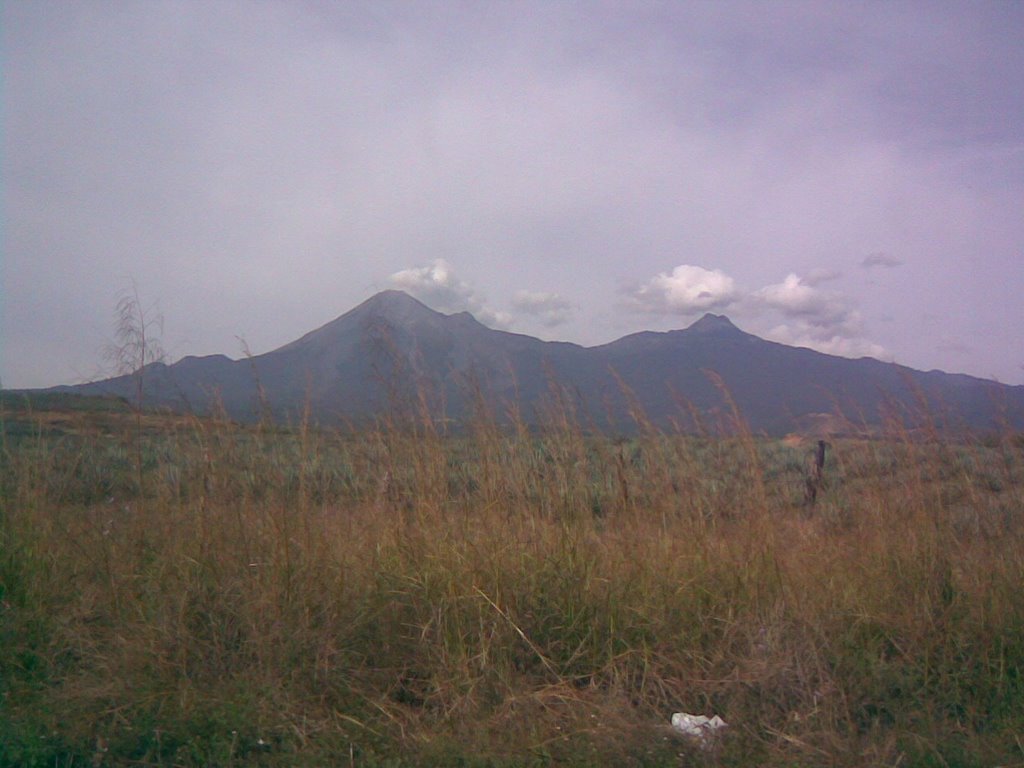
left=23, top=290, right=1024, bottom=434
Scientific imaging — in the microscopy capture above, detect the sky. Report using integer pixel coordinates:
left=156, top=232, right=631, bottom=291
left=3, top=0, right=1023, bottom=389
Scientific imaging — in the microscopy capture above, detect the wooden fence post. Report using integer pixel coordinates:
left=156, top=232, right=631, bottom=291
left=805, top=439, right=827, bottom=506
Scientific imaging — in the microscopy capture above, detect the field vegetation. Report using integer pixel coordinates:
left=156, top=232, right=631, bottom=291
left=1, top=389, right=1023, bottom=766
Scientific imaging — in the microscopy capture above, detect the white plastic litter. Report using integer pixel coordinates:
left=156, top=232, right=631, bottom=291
left=670, top=712, right=728, bottom=746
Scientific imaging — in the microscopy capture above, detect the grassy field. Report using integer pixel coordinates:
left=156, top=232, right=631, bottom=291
left=1, top=393, right=1023, bottom=767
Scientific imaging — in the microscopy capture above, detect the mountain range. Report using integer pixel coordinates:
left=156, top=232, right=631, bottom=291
left=37, top=290, right=1024, bottom=435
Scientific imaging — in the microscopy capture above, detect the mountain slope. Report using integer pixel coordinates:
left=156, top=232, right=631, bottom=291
left=38, top=291, right=1024, bottom=434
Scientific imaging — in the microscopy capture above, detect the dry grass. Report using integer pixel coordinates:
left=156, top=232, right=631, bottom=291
left=1, top=397, right=1023, bottom=766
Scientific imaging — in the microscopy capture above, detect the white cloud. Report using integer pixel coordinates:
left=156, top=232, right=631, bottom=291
left=755, top=273, right=850, bottom=327
left=764, top=324, right=890, bottom=360
left=511, top=291, right=574, bottom=327
left=627, top=264, right=738, bottom=315
left=753, top=273, right=889, bottom=360
left=387, top=259, right=512, bottom=329
left=626, top=267, right=891, bottom=364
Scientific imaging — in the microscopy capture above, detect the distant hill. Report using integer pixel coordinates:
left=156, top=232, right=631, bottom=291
left=0, top=390, right=131, bottom=413
left=23, top=290, right=1024, bottom=435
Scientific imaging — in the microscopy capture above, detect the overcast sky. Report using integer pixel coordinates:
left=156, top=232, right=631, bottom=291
left=3, top=1, right=1023, bottom=389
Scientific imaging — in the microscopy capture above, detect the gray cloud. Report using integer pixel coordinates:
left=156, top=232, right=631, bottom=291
left=862, top=253, right=904, bottom=269
left=511, top=291, right=574, bottom=327
left=936, top=337, right=974, bottom=356
left=3, top=2, right=1022, bottom=387
left=801, top=268, right=843, bottom=286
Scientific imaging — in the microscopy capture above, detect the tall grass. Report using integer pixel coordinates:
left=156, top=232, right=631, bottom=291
left=1, top=397, right=1023, bottom=766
